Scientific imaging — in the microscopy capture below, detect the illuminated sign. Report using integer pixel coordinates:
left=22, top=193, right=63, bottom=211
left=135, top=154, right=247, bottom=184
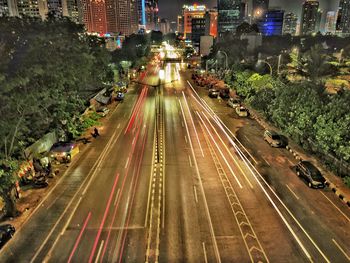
left=183, top=4, right=206, bottom=12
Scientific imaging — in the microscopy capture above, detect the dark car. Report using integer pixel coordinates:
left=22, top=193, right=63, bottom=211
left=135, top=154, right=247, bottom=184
left=0, top=224, right=15, bottom=249
left=208, top=89, right=220, bottom=98
left=295, top=161, right=326, bottom=188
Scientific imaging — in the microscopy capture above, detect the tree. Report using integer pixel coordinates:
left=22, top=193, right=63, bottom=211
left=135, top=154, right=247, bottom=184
left=0, top=159, right=19, bottom=217
left=313, top=91, right=350, bottom=160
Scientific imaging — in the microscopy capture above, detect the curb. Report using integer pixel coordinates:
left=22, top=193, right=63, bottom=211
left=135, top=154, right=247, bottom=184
left=251, top=113, right=350, bottom=208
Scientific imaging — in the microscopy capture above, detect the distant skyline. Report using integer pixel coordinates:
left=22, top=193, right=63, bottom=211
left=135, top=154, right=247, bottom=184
left=159, top=0, right=340, bottom=23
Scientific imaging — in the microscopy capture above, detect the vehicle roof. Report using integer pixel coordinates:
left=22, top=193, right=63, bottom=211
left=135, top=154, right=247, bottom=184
left=300, top=161, right=319, bottom=172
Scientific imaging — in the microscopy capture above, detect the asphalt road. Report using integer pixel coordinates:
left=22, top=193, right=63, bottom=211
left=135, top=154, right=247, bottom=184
left=0, top=60, right=349, bottom=263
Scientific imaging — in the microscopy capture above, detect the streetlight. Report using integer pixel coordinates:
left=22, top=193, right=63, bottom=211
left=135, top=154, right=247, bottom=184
left=218, top=50, right=228, bottom=70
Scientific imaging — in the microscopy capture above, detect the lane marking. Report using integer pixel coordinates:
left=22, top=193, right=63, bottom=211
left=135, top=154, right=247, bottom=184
left=286, top=185, right=300, bottom=200
left=202, top=242, right=208, bottom=263
left=244, top=135, right=251, bottom=143
left=117, top=123, right=121, bottom=129
left=67, top=212, right=92, bottom=263
left=182, top=91, right=205, bottom=157
left=320, top=192, right=350, bottom=222
left=332, top=239, right=350, bottom=261
left=41, top=125, right=124, bottom=262
left=179, top=100, right=221, bottom=263
left=184, top=135, right=188, bottom=144
left=193, top=186, right=198, bottom=203
left=197, top=112, right=243, bottom=189
left=262, top=157, right=270, bottom=166
left=188, top=155, right=192, bottom=167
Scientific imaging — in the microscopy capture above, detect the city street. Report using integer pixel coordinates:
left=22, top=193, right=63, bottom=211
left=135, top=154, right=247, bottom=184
left=0, top=62, right=349, bottom=263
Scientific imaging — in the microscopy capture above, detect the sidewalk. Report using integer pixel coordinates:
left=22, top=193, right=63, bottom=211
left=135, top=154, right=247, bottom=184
left=249, top=107, right=350, bottom=207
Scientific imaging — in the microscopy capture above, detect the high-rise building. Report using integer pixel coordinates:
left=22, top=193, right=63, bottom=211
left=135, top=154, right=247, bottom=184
left=65, top=0, right=79, bottom=22
left=80, top=0, right=138, bottom=35
left=283, top=12, right=298, bottom=35
left=205, top=9, right=218, bottom=38
left=257, top=8, right=284, bottom=36
left=182, top=4, right=206, bottom=39
left=191, top=17, right=206, bottom=48
left=47, top=0, right=63, bottom=17
left=336, top=0, right=350, bottom=35
left=160, top=18, right=170, bottom=34
left=300, top=0, right=320, bottom=35
left=0, top=0, right=10, bottom=16
left=145, top=0, right=158, bottom=30
left=177, top=15, right=183, bottom=33
left=252, top=0, right=269, bottom=19
left=169, top=20, right=176, bottom=32
left=217, top=0, right=243, bottom=36
left=17, top=0, right=47, bottom=19
left=325, top=11, right=336, bottom=34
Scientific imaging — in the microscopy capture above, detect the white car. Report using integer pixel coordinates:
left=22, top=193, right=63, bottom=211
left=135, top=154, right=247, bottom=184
left=227, top=98, right=241, bottom=108
left=235, top=106, right=249, bottom=117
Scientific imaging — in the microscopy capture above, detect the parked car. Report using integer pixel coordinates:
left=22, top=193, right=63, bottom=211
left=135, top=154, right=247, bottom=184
left=295, top=161, right=326, bottom=188
left=227, top=98, right=241, bottom=108
left=116, top=92, right=125, bottom=101
left=220, top=90, right=230, bottom=99
left=235, top=106, right=249, bottom=117
left=264, top=130, right=284, bottom=147
left=208, top=89, right=220, bottom=98
left=96, top=107, right=110, bottom=117
left=49, top=142, right=79, bottom=163
left=0, top=224, right=15, bottom=249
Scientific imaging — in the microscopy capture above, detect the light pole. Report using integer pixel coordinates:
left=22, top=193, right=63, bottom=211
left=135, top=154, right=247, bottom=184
left=218, top=51, right=228, bottom=70
left=277, top=54, right=282, bottom=75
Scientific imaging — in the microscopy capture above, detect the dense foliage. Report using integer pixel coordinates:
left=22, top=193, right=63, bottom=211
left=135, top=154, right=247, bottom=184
left=228, top=70, right=350, bottom=167
left=0, top=16, right=113, bottom=216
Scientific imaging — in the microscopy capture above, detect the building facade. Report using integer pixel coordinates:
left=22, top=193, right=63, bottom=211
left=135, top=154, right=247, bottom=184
left=205, top=9, right=218, bottom=38
left=325, top=11, right=336, bottom=34
left=257, top=9, right=284, bottom=36
left=145, top=0, right=158, bottom=30
left=300, top=0, right=320, bottom=35
left=336, top=0, right=350, bottom=35
left=252, top=0, right=269, bottom=19
left=191, top=17, right=206, bottom=48
left=182, top=4, right=206, bottom=39
left=80, top=0, right=138, bottom=35
left=283, top=12, right=298, bottom=35
left=217, top=0, right=243, bottom=36
left=177, top=15, right=183, bottom=33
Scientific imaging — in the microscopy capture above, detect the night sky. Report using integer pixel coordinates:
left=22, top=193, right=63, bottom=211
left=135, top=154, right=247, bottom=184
left=159, top=0, right=340, bottom=22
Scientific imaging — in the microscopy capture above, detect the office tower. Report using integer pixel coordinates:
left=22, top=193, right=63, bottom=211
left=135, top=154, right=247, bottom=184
left=325, top=11, right=336, bottom=34
left=257, top=8, right=284, bottom=36
left=191, top=17, right=206, bottom=48
left=80, top=0, right=138, bottom=35
left=315, top=8, right=322, bottom=32
left=145, top=0, right=158, bottom=30
left=160, top=18, right=170, bottom=34
left=300, top=0, right=320, bottom=35
left=0, top=0, right=10, bottom=16
left=217, top=0, right=243, bottom=36
left=205, top=9, right=218, bottom=38
left=283, top=12, right=298, bottom=35
left=252, top=0, right=269, bottom=18
left=47, top=0, right=63, bottom=17
left=177, top=15, right=183, bottom=33
left=182, top=4, right=206, bottom=39
left=336, top=0, right=350, bottom=35
left=17, top=0, right=47, bottom=19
